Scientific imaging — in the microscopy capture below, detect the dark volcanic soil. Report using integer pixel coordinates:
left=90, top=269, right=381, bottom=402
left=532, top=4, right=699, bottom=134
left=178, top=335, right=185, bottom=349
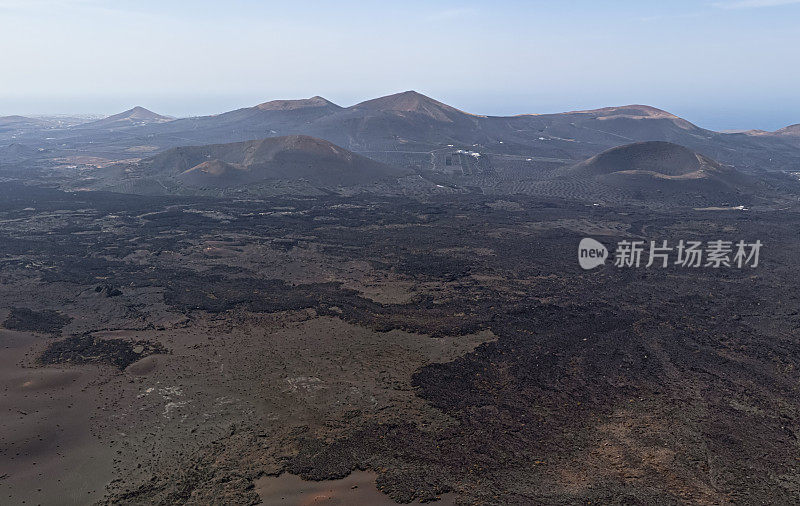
left=39, top=334, right=169, bottom=369
left=1, top=182, right=800, bottom=504
left=3, top=307, right=72, bottom=334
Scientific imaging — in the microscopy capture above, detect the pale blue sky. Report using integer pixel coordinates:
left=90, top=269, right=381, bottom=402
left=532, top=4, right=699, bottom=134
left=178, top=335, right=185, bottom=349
left=1, top=0, right=799, bottom=130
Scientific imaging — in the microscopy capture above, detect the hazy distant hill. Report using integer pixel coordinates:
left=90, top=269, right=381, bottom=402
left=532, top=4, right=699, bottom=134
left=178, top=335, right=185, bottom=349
left=776, top=124, right=800, bottom=136
left=773, top=124, right=800, bottom=147
left=75, top=106, right=173, bottom=129
left=0, top=115, right=53, bottom=136
left=255, top=96, right=340, bottom=112
left=143, top=97, right=343, bottom=145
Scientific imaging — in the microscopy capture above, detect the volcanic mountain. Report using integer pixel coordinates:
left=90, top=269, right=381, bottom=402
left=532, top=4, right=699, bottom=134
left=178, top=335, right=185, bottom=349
left=130, top=92, right=796, bottom=170
left=515, top=105, right=702, bottom=143
left=255, top=96, right=339, bottom=112
left=298, top=90, right=487, bottom=152
left=565, top=141, right=729, bottom=179
left=126, top=90, right=481, bottom=153
left=554, top=141, right=757, bottom=205
left=140, top=135, right=408, bottom=187
left=347, top=90, right=474, bottom=122
left=24, top=91, right=800, bottom=173
left=78, top=106, right=173, bottom=129
left=142, top=97, right=343, bottom=145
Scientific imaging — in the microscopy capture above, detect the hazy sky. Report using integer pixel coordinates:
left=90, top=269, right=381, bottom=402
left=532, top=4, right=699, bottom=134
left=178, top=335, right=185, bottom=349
left=1, top=0, right=799, bottom=130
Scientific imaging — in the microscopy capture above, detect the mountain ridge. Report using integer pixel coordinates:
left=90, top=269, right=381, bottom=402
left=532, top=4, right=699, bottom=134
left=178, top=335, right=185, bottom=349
left=8, top=91, right=800, bottom=173
left=138, top=134, right=410, bottom=188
